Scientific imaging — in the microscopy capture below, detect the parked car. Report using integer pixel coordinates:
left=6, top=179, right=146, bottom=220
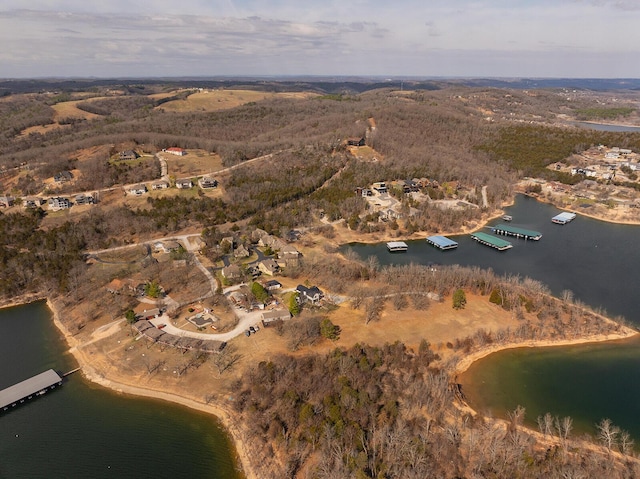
left=245, top=330, right=251, bottom=337
left=249, top=326, right=256, bottom=333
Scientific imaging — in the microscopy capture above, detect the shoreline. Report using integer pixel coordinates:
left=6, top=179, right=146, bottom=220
left=46, top=298, right=258, bottom=479
left=453, top=328, right=640, bottom=378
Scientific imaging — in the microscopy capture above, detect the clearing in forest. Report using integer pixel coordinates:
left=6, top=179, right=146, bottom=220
left=156, top=89, right=319, bottom=112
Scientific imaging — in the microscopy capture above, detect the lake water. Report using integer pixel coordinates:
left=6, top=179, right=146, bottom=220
left=346, top=195, right=640, bottom=321
left=0, top=302, right=240, bottom=479
left=572, top=121, right=640, bottom=133
left=346, top=195, right=640, bottom=438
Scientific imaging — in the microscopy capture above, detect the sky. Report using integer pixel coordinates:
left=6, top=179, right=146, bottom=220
left=1, top=0, right=639, bottom=79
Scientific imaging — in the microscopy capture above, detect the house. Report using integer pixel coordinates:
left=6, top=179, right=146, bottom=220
left=258, top=259, right=279, bottom=276
left=54, top=171, right=73, bottom=183
left=571, top=167, right=597, bottom=178
left=280, top=244, right=301, bottom=259
left=221, top=264, right=242, bottom=280
left=261, top=308, right=291, bottom=327
left=296, top=285, right=324, bottom=304
left=372, top=182, right=387, bottom=194
left=23, top=197, right=45, bottom=208
left=151, top=180, right=169, bottom=190
left=176, top=178, right=193, bottom=189
left=154, top=240, right=181, bottom=253
left=221, top=236, right=235, bottom=249
left=234, top=244, right=250, bottom=258
left=127, top=184, right=147, bottom=196
left=163, top=147, right=186, bottom=156
left=48, top=197, right=70, bottom=210
left=346, top=137, right=366, bottom=147
left=263, top=279, right=282, bottom=291
left=228, top=290, right=247, bottom=305
left=119, top=150, right=138, bottom=161
left=0, top=196, right=14, bottom=208
left=75, top=193, right=95, bottom=205
left=198, top=176, right=218, bottom=189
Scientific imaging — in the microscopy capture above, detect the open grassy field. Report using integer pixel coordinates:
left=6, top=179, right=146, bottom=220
left=160, top=149, right=224, bottom=178
left=156, top=89, right=319, bottom=112
left=52, top=98, right=106, bottom=120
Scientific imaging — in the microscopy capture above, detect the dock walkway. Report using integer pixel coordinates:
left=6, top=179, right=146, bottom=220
left=491, top=224, right=542, bottom=241
left=1, top=369, right=63, bottom=411
left=470, top=232, right=513, bottom=251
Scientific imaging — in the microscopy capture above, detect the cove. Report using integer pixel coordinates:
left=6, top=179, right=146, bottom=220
left=0, top=301, right=240, bottom=479
left=344, top=194, right=640, bottom=437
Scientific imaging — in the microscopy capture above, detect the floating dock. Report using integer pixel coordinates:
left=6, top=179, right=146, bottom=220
left=1, top=369, right=63, bottom=412
left=491, top=224, right=542, bottom=241
left=470, top=232, right=512, bottom=251
left=426, top=235, right=458, bottom=250
left=552, top=212, right=577, bottom=224
left=386, top=241, right=408, bottom=252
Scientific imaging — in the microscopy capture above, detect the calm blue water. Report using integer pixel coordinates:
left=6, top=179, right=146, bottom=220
left=0, top=302, right=240, bottom=479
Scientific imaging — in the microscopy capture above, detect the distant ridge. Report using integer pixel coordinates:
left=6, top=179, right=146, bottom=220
left=1, top=77, right=639, bottom=96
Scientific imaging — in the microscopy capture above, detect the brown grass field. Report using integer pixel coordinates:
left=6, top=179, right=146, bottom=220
left=160, top=149, right=224, bottom=178
left=156, top=89, right=319, bottom=112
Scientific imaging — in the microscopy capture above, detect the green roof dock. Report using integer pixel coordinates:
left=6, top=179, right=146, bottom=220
left=470, top=232, right=513, bottom=251
left=491, top=224, right=542, bottom=241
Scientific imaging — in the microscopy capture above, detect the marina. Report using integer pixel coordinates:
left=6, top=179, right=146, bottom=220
left=386, top=241, right=408, bottom=252
left=470, top=232, right=513, bottom=251
left=491, top=224, right=542, bottom=241
left=552, top=212, right=577, bottom=224
left=0, top=369, right=62, bottom=411
left=426, top=235, right=459, bottom=251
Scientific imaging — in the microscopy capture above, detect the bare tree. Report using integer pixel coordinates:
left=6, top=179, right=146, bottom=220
left=212, top=344, right=242, bottom=376
left=597, top=418, right=620, bottom=452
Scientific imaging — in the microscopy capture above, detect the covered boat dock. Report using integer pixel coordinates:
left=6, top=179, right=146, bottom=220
left=386, top=241, right=408, bottom=252
left=491, top=224, right=542, bottom=241
left=470, top=232, right=512, bottom=251
left=1, top=369, right=63, bottom=411
left=552, top=212, right=577, bottom=224
left=426, top=235, right=458, bottom=250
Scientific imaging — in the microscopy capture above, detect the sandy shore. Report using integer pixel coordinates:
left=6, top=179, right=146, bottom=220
left=46, top=298, right=258, bottom=479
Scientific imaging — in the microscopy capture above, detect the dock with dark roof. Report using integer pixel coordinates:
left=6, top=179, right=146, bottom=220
left=491, top=224, right=542, bottom=241
left=426, top=235, right=458, bottom=250
left=470, top=232, right=513, bottom=251
left=1, top=369, right=63, bottom=412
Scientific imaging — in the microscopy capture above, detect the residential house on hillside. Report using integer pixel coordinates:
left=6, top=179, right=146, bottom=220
left=151, top=180, right=169, bottom=190
left=176, top=178, right=193, bottom=189
left=233, top=244, right=250, bottom=258
left=198, top=176, right=218, bottom=189
left=54, top=171, right=73, bottom=183
left=119, top=150, right=138, bottom=161
left=154, top=240, right=181, bottom=253
left=221, top=264, right=242, bottom=280
left=0, top=196, right=14, bottom=208
left=48, top=197, right=70, bottom=210
left=75, top=193, right=95, bottom=205
left=263, top=279, right=282, bottom=291
left=127, top=184, right=147, bottom=196
left=258, top=259, right=279, bottom=276
left=346, top=137, right=366, bottom=147
left=163, top=147, right=186, bottom=156
left=296, top=285, right=324, bottom=304
left=23, top=197, right=45, bottom=208
left=261, top=308, right=291, bottom=327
